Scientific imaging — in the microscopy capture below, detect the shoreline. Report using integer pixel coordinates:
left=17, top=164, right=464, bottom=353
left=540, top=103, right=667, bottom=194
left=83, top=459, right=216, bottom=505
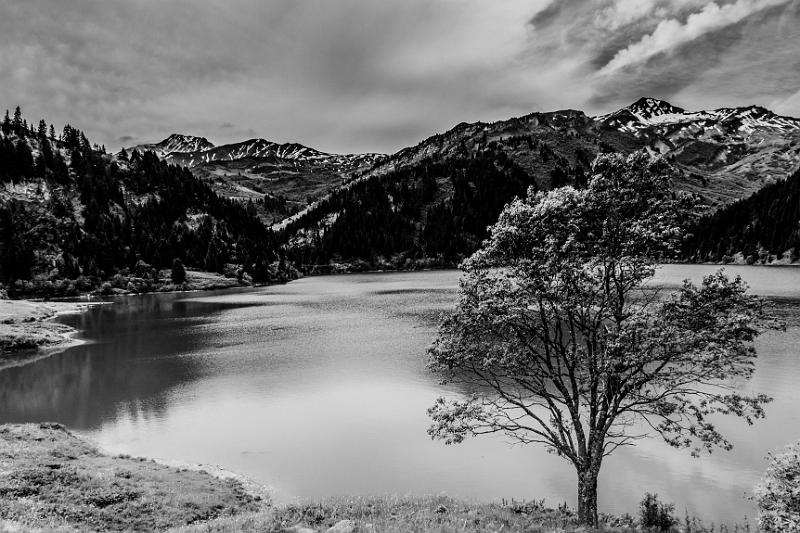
left=0, top=423, right=734, bottom=532
left=0, top=298, right=99, bottom=368
left=0, top=268, right=295, bottom=366
left=0, top=423, right=642, bottom=533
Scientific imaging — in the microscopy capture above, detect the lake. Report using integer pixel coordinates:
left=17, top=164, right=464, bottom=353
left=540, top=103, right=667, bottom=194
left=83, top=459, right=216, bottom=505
left=1, top=265, right=799, bottom=524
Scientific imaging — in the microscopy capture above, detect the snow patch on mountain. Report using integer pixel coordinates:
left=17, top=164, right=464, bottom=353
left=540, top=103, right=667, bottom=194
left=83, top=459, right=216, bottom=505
left=596, top=98, right=800, bottom=135
left=128, top=134, right=215, bottom=159
left=133, top=135, right=384, bottom=171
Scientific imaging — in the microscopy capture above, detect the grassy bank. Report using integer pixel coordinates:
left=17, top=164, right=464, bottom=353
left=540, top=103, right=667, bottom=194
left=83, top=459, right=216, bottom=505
left=0, top=424, right=739, bottom=533
left=0, top=299, right=92, bottom=364
left=0, top=424, right=264, bottom=532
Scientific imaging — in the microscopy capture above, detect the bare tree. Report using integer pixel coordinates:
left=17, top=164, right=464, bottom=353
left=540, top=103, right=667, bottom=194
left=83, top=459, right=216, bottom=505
left=427, top=152, right=781, bottom=526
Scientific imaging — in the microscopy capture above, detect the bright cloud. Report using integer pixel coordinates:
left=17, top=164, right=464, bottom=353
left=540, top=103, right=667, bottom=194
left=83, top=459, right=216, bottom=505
left=597, top=0, right=791, bottom=74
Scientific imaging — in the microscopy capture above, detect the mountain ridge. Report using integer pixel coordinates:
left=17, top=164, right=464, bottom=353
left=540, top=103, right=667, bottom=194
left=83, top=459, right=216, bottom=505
left=129, top=135, right=384, bottom=169
left=125, top=98, right=800, bottom=271
left=128, top=98, right=800, bottom=214
left=271, top=97, right=800, bottom=271
left=128, top=134, right=215, bottom=158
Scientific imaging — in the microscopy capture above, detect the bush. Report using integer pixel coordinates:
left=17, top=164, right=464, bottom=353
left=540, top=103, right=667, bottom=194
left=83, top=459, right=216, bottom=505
left=639, top=493, right=676, bottom=532
left=171, top=259, right=186, bottom=284
left=755, top=442, right=800, bottom=532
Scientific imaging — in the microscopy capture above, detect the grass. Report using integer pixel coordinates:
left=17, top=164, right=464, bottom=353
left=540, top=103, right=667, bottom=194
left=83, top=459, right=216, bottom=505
left=0, top=423, right=752, bottom=533
left=0, top=424, right=263, bottom=532
left=0, top=300, right=88, bottom=360
left=170, top=495, right=623, bottom=533
left=173, top=497, right=753, bottom=533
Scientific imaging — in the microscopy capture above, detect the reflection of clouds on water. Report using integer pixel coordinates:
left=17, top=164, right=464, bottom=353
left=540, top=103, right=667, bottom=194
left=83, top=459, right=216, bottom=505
left=0, top=267, right=798, bottom=525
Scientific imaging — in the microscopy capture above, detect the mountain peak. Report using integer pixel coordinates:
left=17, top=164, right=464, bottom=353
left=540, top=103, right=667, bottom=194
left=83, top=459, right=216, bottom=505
left=162, top=133, right=211, bottom=143
left=627, top=97, right=685, bottom=119
left=158, top=134, right=214, bottom=152
left=128, top=134, right=215, bottom=158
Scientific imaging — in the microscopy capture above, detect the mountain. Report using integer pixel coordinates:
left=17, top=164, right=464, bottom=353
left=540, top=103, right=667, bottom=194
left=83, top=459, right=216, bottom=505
left=0, top=111, right=294, bottom=296
left=596, top=98, right=800, bottom=203
left=361, top=97, right=800, bottom=207
left=128, top=135, right=385, bottom=223
left=276, top=98, right=800, bottom=270
left=128, top=134, right=215, bottom=159
left=137, top=99, right=800, bottom=234
left=687, top=165, right=800, bottom=264
left=162, top=138, right=382, bottom=169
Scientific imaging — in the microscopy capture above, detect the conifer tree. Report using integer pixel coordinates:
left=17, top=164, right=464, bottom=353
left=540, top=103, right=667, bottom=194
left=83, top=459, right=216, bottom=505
left=12, top=106, right=22, bottom=133
left=1, top=110, right=10, bottom=136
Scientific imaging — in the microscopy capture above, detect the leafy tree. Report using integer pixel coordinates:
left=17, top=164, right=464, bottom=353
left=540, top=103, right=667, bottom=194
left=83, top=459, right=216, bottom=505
left=755, top=441, right=800, bottom=532
left=427, top=152, right=780, bottom=526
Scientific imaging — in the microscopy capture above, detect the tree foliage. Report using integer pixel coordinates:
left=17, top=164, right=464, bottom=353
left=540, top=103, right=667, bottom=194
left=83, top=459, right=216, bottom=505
left=755, top=441, right=800, bottom=532
left=427, top=152, right=780, bottom=526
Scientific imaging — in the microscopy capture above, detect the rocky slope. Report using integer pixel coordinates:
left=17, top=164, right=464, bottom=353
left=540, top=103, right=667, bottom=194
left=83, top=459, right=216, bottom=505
left=128, top=136, right=385, bottom=222
left=163, top=138, right=382, bottom=170
left=596, top=98, right=800, bottom=203
left=364, top=97, right=800, bottom=206
left=128, top=133, right=214, bottom=159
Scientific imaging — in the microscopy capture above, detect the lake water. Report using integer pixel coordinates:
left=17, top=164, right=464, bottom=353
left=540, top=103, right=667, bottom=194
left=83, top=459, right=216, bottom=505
left=1, top=265, right=799, bottom=524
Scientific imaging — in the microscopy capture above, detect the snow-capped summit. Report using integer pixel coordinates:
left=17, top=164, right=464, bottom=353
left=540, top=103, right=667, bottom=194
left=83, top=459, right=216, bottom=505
left=128, top=134, right=215, bottom=158
left=596, top=98, right=800, bottom=136
left=161, top=137, right=383, bottom=169
left=627, top=97, right=686, bottom=121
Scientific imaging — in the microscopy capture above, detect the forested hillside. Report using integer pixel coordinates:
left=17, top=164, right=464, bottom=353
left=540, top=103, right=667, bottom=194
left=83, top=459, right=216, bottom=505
left=0, top=107, right=293, bottom=296
left=3, top=99, right=799, bottom=289
left=281, top=147, right=543, bottom=270
left=688, top=166, right=800, bottom=264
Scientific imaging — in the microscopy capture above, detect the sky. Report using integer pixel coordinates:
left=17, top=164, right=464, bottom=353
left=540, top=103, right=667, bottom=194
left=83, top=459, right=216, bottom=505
left=0, top=0, right=798, bottom=154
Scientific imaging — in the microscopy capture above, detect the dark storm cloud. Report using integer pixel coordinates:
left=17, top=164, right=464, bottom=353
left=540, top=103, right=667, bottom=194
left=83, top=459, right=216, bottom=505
left=0, top=0, right=796, bottom=154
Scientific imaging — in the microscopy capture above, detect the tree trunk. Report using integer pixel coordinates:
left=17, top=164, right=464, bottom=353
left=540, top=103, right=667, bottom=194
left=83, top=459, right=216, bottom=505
left=577, top=466, right=599, bottom=527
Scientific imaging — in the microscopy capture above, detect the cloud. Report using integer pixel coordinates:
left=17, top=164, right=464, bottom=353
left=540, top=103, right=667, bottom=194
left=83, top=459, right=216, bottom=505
left=0, top=0, right=796, bottom=154
left=594, top=0, right=708, bottom=31
left=773, top=90, right=800, bottom=118
left=597, top=0, right=790, bottom=75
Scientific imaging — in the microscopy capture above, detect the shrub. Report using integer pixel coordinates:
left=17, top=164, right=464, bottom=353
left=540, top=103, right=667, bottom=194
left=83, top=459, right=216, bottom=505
left=755, top=442, right=800, bottom=532
left=639, top=493, right=676, bottom=532
left=171, top=259, right=186, bottom=284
